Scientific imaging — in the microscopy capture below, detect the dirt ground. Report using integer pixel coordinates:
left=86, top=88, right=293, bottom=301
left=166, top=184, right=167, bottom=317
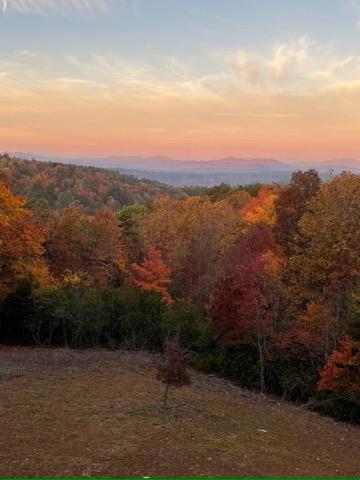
left=0, top=346, right=359, bottom=478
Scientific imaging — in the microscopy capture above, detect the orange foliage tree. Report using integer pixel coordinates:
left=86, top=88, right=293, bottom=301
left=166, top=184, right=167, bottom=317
left=130, top=245, right=172, bottom=304
left=0, top=182, right=26, bottom=226
left=240, top=186, right=278, bottom=227
left=0, top=183, right=49, bottom=297
left=318, top=337, right=360, bottom=401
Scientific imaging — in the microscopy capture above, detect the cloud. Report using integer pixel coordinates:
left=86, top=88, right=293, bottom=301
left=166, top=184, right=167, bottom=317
left=2, top=0, right=112, bottom=16
left=55, top=76, right=107, bottom=89
left=0, top=72, right=8, bottom=80
left=203, top=112, right=304, bottom=118
left=349, top=0, right=360, bottom=10
left=322, top=79, right=360, bottom=92
left=223, top=38, right=360, bottom=93
left=310, top=56, right=354, bottom=78
left=56, top=77, right=91, bottom=84
left=16, top=50, right=40, bottom=57
left=2, top=36, right=360, bottom=100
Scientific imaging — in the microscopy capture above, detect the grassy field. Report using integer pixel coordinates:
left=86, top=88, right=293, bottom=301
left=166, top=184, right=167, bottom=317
left=1, top=347, right=359, bottom=478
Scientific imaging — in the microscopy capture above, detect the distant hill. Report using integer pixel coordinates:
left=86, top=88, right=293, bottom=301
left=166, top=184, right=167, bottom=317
left=0, top=154, right=186, bottom=213
left=9, top=152, right=288, bottom=172
left=319, top=158, right=360, bottom=168
left=4, top=152, right=360, bottom=187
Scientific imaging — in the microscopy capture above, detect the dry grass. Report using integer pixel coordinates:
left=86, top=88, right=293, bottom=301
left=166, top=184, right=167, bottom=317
left=1, top=346, right=359, bottom=478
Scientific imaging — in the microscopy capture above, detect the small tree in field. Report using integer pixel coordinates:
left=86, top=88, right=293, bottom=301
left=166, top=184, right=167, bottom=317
left=156, top=340, right=191, bottom=407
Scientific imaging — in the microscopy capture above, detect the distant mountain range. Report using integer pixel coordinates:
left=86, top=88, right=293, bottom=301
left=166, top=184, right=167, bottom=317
left=5, top=152, right=360, bottom=187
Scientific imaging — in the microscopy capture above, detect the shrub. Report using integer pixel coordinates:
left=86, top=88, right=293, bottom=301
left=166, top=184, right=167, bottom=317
left=156, top=340, right=191, bottom=407
left=110, top=286, right=166, bottom=350
left=160, top=299, right=211, bottom=350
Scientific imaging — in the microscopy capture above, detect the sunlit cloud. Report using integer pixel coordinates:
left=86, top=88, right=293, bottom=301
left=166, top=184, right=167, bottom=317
left=223, top=38, right=360, bottom=93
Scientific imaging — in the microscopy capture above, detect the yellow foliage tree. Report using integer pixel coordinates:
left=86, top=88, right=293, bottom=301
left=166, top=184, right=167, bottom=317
left=240, top=187, right=278, bottom=227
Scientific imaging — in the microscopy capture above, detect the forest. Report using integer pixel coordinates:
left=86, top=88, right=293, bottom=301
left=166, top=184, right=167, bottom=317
left=0, top=155, right=359, bottom=423
left=0, top=154, right=186, bottom=213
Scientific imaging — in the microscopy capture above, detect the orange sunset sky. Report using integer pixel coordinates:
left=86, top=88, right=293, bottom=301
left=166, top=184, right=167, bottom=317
left=1, top=0, right=360, bottom=160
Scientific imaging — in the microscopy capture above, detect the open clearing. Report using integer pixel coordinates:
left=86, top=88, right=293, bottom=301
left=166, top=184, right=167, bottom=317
left=0, top=347, right=359, bottom=478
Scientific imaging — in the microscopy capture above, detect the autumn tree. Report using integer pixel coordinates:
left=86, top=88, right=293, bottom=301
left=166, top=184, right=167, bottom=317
left=318, top=337, right=360, bottom=402
left=90, top=209, right=127, bottom=286
left=285, top=172, right=360, bottom=326
left=0, top=181, right=26, bottom=226
left=240, top=186, right=278, bottom=227
left=346, top=281, right=360, bottom=340
left=211, top=224, right=282, bottom=392
left=205, top=183, right=233, bottom=202
left=116, top=204, right=149, bottom=262
left=130, top=245, right=172, bottom=304
left=0, top=183, right=50, bottom=297
left=45, top=206, right=126, bottom=286
left=274, top=169, right=321, bottom=253
left=156, top=339, right=191, bottom=407
left=137, top=196, right=243, bottom=301
left=294, top=300, right=340, bottom=360
left=300, top=173, right=359, bottom=284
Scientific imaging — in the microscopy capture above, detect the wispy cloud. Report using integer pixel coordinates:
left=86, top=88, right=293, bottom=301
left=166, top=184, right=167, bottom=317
left=203, top=112, right=304, bottom=118
left=16, top=50, right=40, bottom=57
left=55, top=76, right=107, bottom=90
left=2, top=0, right=113, bottom=16
left=348, top=0, right=360, bottom=10
left=2, top=36, right=360, bottom=99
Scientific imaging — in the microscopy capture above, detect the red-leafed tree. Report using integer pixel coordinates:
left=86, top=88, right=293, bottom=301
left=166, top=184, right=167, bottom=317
left=211, top=224, right=281, bottom=392
left=318, top=337, right=360, bottom=401
left=156, top=339, right=191, bottom=407
left=130, top=245, right=172, bottom=304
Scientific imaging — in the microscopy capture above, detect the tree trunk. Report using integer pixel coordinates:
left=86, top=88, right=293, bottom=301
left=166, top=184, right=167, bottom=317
left=62, top=319, right=68, bottom=348
left=255, top=301, right=266, bottom=394
left=257, top=338, right=265, bottom=394
left=163, top=384, right=169, bottom=408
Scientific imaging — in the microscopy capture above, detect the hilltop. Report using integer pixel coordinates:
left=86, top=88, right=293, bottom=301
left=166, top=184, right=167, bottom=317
left=0, top=154, right=186, bottom=213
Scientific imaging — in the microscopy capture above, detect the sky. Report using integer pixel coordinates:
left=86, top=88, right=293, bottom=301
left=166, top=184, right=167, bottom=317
left=1, top=0, right=360, bottom=161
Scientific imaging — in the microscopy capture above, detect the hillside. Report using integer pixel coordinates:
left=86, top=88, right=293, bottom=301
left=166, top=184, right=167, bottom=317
left=0, top=154, right=185, bottom=213
left=1, top=347, right=359, bottom=478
